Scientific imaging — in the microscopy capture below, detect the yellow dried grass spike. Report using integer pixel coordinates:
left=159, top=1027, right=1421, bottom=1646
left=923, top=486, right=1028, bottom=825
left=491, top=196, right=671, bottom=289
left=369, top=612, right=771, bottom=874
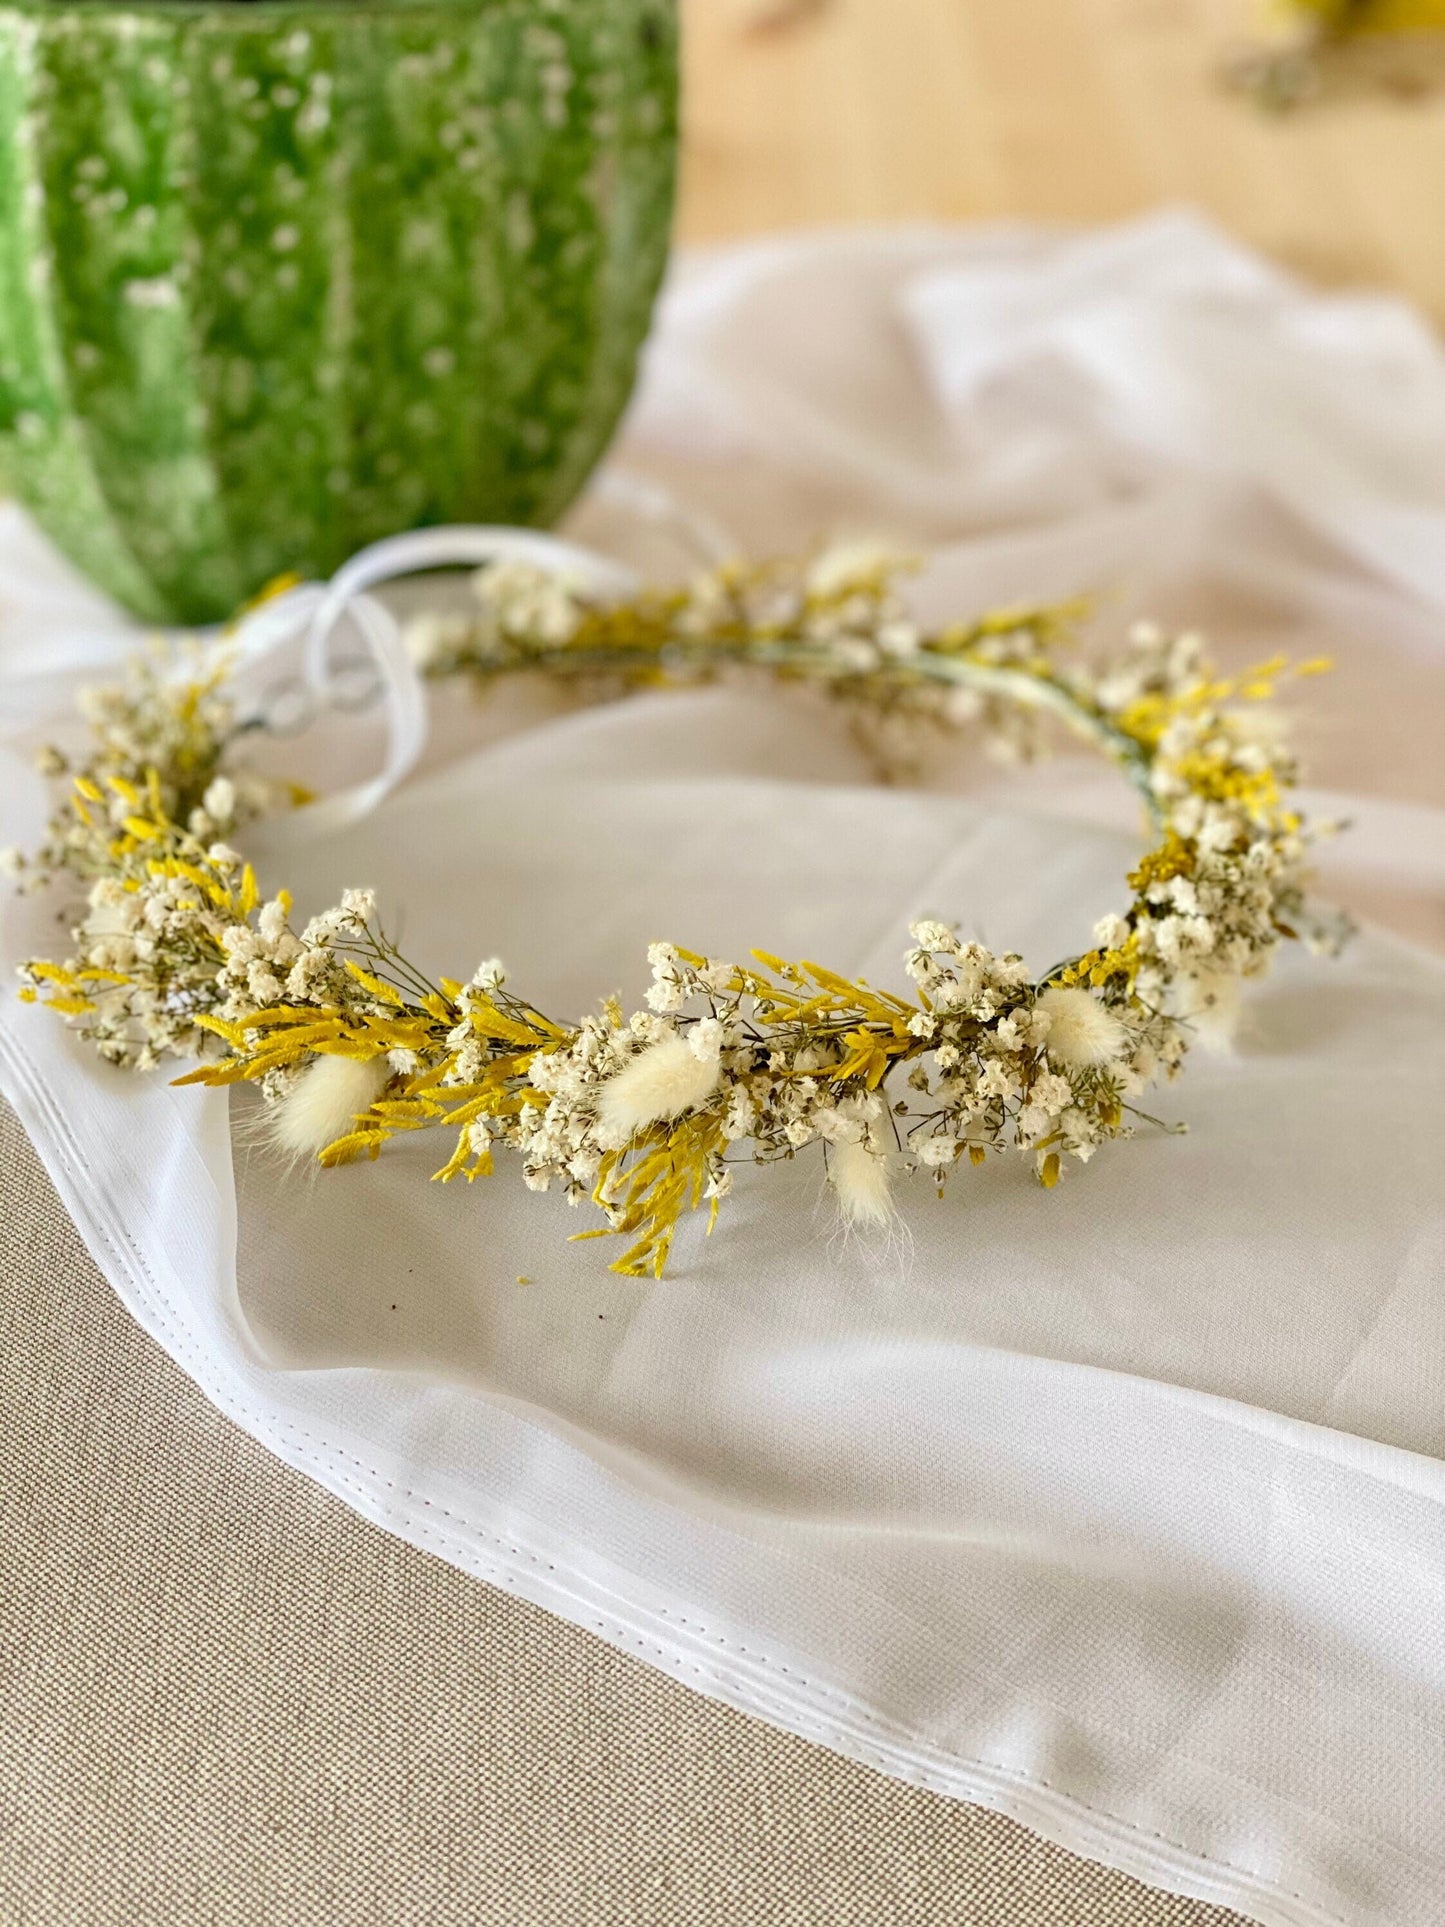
left=317, top=1130, right=387, bottom=1166
left=343, top=959, right=406, bottom=1006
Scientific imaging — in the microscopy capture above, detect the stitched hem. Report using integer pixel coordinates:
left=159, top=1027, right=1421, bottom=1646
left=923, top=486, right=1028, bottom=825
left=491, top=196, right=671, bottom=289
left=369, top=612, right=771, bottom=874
left=0, top=1023, right=1415, bottom=1927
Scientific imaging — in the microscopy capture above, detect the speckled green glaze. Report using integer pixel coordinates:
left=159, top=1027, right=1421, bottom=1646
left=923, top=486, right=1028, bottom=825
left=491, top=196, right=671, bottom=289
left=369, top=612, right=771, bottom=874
left=0, top=0, right=676, bottom=621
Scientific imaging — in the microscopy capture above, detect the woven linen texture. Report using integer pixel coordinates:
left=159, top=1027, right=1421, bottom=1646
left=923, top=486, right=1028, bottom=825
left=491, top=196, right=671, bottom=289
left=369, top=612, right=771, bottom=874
left=0, top=1100, right=1249, bottom=1927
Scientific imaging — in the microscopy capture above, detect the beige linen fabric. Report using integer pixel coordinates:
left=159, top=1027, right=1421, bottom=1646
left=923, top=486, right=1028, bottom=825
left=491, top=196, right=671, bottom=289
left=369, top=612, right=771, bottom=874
left=0, top=1102, right=1248, bottom=1927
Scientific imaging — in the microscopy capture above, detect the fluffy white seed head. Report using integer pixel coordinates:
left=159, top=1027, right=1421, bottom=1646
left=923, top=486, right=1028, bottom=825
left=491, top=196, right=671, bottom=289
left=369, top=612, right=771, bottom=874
left=806, top=537, right=913, bottom=601
left=1174, top=968, right=1244, bottom=1055
left=270, top=1054, right=390, bottom=1159
left=830, top=1138, right=894, bottom=1228
left=1036, top=985, right=1128, bottom=1071
left=596, top=1032, right=722, bottom=1143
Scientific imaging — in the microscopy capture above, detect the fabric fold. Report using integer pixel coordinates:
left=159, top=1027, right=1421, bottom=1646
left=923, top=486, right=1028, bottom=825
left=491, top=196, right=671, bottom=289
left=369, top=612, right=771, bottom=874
left=6, top=214, right=1445, bottom=1927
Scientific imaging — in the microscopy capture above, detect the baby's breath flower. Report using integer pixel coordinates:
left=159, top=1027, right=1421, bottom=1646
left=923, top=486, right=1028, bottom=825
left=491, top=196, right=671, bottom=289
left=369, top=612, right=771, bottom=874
left=12, top=544, right=1342, bottom=1273
left=404, top=611, right=473, bottom=671
left=913, top=1133, right=960, bottom=1169
left=202, top=776, right=236, bottom=824
left=807, top=538, right=915, bottom=602
left=909, top=919, right=956, bottom=951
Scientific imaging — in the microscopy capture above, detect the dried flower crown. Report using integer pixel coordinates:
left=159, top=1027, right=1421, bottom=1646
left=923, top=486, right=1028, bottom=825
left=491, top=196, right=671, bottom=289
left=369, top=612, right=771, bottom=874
left=10, top=534, right=1346, bottom=1278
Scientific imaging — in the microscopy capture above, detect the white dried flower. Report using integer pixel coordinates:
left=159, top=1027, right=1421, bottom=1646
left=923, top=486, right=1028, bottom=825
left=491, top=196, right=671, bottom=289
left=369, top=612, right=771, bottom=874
left=830, top=1138, right=894, bottom=1226
left=722, top=1086, right=757, bottom=1142
left=909, top=919, right=956, bottom=951
left=1171, top=968, right=1245, bottom=1055
left=269, top=1055, right=390, bottom=1159
left=1030, top=1071, right=1074, bottom=1116
left=1093, top=913, right=1130, bottom=949
left=978, top=1059, right=1019, bottom=1100
left=473, top=561, right=580, bottom=644
left=913, top=1134, right=959, bottom=1169
left=812, top=1106, right=864, bottom=1145
left=404, top=611, right=472, bottom=670
left=596, top=1032, right=722, bottom=1142
left=245, top=961, right=284, bottom=1005
left=221, top=924, right=259, bottom=960
left=688, top=1018, right=725, bottom=1061
left=1036, top=986, right=1128, bottom=1071
left=202, top=776, right=236, bottom=824
left=807, top=538, right=913, bottom=601
left=257, top=899, right=289, bottom=943
left=286, top=951, right=331, bottom=999
left=877, top=619, right=920, bottom=658
left=994, top=1014, right=1026, bottom=1052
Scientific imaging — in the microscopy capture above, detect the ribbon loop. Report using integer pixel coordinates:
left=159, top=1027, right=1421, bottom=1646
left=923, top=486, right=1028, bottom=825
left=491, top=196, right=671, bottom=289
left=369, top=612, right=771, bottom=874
left=230, top=524, right=643, bottom=840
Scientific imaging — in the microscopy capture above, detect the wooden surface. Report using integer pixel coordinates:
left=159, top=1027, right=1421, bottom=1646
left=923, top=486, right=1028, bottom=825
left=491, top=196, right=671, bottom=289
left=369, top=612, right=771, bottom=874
left=678, top=0, right=1445, bottom=321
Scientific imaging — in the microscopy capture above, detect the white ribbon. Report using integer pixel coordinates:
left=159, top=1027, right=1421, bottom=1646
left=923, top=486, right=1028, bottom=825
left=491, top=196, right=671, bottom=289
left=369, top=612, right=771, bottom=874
left=591, top=469, right=735, bottom=567
left=230, top=524, right=644, bottom=840
left=2, top=475, right=735, bottom=828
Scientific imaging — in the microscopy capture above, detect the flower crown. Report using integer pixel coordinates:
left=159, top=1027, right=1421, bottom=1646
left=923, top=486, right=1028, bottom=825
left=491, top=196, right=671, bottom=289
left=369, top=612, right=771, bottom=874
left=11, top=536, right=1346, bottom=1278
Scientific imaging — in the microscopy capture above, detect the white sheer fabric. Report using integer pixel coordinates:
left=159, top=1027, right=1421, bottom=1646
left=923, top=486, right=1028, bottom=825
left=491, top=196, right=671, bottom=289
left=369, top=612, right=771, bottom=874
left=4, top=211, right=1445, bottom=1927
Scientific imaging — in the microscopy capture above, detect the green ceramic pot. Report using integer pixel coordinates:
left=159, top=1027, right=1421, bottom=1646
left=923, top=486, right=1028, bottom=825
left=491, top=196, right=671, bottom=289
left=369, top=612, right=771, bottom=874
left=0, top=0, right=676, bottom=622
